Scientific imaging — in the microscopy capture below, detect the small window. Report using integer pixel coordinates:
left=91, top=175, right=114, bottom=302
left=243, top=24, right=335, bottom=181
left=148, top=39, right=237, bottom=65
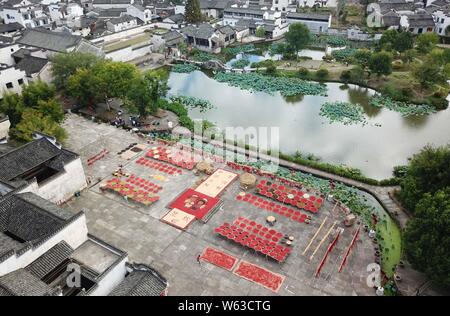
left=6, top=82, right=13, bottom=89
left=18, top=79, right=24, bottom=85
left=439, top=28, right=443, bottom=33
left=10, top=48, right=14, bottom=52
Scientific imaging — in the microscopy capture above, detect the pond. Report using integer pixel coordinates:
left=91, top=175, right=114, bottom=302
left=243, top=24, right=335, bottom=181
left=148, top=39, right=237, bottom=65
left=168, top=70, right=450, bottom=180
left=225, top=48, right=326, bottom=69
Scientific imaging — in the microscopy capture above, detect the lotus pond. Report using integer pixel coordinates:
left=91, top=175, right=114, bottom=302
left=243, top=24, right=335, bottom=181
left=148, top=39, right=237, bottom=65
left=168, top=70, right=450, bottom=180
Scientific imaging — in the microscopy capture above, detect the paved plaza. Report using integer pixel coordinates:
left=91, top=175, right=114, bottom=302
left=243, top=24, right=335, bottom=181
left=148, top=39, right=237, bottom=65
left=61, top=114, right=376, bottom=296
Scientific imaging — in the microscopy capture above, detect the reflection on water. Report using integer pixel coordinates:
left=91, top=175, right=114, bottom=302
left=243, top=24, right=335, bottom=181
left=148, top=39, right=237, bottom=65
left=168, top=71, right=450, bottom=179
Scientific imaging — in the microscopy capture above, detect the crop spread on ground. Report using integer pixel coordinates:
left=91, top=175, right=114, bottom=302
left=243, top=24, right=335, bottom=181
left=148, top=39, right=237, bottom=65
left=177, top=138, right=401, bottom=277
left=214, top=72, right=328, bottom=97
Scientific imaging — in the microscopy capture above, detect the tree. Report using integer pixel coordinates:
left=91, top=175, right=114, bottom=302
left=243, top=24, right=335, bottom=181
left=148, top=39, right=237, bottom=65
left=51, top=52, right=102, bottom=90
left=11, top=109, right=67, bottom=142
left=185, top=0, right=202, bottom=24
left=255, top=26, right=265, bottom=38
left=285, top=23, right=311, bottom=57
left=21, top=81, right=56, bottom=108
left=350, top=65, right=366, bottom=84
left=399, top=145, right=450, bottom=212
left=368, top=51, right=392, bottom=77
left=416, top=32, right=439, bottom=53
left=67, top=68, right=100, bottom=106
left=37, top=98, right=65, bottom=123
left=354, top=48, right=372, bottom=73
left=0, top=92, right=24, bottom=126
left=412, top=59, right=447, bottom=88
left=404, top=188, right=450, bottom=288
left=92, top=61, right=140, bottom=103
left=315, top=68, right=329, bottom=80
left=337, top=0, right=347, bottom=23
left=380, top=29, right=414, bottom=53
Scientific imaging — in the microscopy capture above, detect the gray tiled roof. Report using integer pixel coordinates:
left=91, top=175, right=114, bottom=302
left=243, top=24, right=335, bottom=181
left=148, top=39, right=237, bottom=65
left=0, top=22, right=24, bottom=33
left=109, top=263, right=167, bottom=296
left=0, top=192, right=76, bottom=258
left=180, top=23, right=216, bottom=39
left=93, top=0, right=132, bottom=4
left=199, top=0, right=235, bottom=10
left=17, top=28, right=82, bottom=53
left=0, top=269, right=59, bottom=296
left=162, top=30, right=184, bottom=46
left=407, top=14, right=435, bottom=27
left=286, top=12, right=330, bottom=22
left=109, top=14, right=137, bottom=25
left=0, top=193, right=73, bottom=239
left=16, top=56, right=48, bottom=76
left=26, top=241, right=74, bottom=279
left=0, top=138, right=77, bottom=182
left=164, top=13, right=184, bottom=23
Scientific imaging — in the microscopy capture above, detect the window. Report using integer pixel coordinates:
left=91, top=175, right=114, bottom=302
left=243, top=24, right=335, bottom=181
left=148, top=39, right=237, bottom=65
left=6, top=82, right=13, bottom=89
left=18, top=79, right=24, bottom=85
left=439, top=28, right=443, bottom=33
left=441, top=18, right=445, bottom=23
left=10, top=48, right=14, bottom=52
left=418, top=28, right=423, bottom=34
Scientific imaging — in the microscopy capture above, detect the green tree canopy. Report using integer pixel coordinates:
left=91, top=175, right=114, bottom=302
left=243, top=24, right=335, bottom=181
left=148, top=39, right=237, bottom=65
left=185, top=0, right=202, bottom=24
left=399, top=145, right=450, bottom=212
left=368, top=51, right=392, bottom=77
left=11, top=109, right=67, bottom=142
left=0, top=92, right=24, bottom=126
left=21, top=81, right=56, bottom=108
left=416, top=32, right=439, bottom=53
left=412, top=58, right=448, bottom=88
left=285, top=23, right=312, bottom=56
left=37, top=98, right=65, bottom=123
left=380, top=29, right=414, bottom=53
left=255, top=26, right=266, bottom=38
left=51, top=52, right=102, bottom=90
left=404, top=188, right=450, bottom=288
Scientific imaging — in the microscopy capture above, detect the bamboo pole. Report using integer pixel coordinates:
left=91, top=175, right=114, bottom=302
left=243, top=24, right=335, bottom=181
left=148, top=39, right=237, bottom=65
left=302, top=216, right=328, bottom=256
left=309, top=221, right=337, bottom=261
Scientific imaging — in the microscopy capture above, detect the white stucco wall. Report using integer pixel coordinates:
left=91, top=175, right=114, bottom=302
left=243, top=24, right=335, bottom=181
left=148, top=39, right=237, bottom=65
left=105, top=43, right=152, bottom=62
left=88, top=256, right=128, bottom=296
left=0, top=214, right=89, bottom=277
left=90, top=24, right=154, bottom=45
left=0, top=44, right=20, bottom=66
left=35, top=157, right=87, bottom=204
left=0, top=67, right=28, bottom=98
left=0, top=118, right=11, bottom=140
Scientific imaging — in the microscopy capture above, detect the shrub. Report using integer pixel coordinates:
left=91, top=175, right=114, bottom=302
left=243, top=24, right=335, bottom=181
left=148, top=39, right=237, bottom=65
left=298, top=67, right=310, bottom=79
left=340, top=70, right=352, bottom=83
left=315, top=68, right=329, bottom=80
left=266, top=64, right=277, bottom=75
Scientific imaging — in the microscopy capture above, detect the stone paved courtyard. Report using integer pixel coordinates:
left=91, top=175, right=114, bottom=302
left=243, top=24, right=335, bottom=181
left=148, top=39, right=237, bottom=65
left=61, top=114, right=376, bottom=296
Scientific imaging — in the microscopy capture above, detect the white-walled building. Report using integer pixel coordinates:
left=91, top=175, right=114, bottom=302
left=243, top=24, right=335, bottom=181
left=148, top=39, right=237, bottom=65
left=126, top=3, right=153, bottom=23
left=106, top=15, right=138, bottom=32
left=0, top=135, right=168, bottom=296
left=0, top=135, right=87, bottom=204
left=432, top=10, right=450, bottom=36
left=0, top=115, right=10, bottom=142
left=286, top=11, right=331, bottom=34
left=92, top=0, right=134, bottom=9
left=400, top=13, right=435, bottom=33
left=2, top=5, right=52, bottom=29
left=0, top=65, right=28, bottom=98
